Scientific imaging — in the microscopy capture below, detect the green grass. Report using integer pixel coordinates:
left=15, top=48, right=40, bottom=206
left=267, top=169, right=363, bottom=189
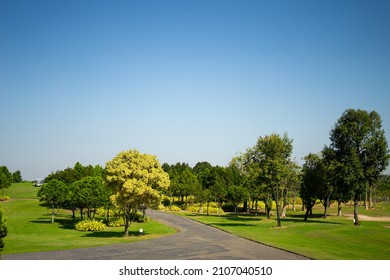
left=0, top=183, right=176, bottom=255
left=177, top=206, right=390, bottom=260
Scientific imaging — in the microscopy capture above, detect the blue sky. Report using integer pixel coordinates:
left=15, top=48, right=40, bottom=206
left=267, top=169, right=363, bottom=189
left=1, top=0, right=390, bottom=180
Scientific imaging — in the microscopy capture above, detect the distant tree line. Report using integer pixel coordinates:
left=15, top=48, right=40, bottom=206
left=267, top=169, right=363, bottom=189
left=3, top=108, right=388, bottom=237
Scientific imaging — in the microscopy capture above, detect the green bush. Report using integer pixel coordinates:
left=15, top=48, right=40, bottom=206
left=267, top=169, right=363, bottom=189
left=107, top=217, right=125, bottom=227
left=75, top=220, right=106, bottom=232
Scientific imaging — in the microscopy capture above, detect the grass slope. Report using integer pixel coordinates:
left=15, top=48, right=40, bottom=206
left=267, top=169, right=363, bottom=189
left=1, top=183, right=175, bottom=255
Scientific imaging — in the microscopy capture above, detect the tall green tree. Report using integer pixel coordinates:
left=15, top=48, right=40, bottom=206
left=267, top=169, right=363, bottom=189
left=105, top=150, right=170, bottom=236
left=0, top=166, right=12, bottom=191
left=249, top=133, right=294, bottom=227
left=300, top=153, right=327, bottom=221
left=329, top=109, right=389, bottom=225
left=0, top=206, right=7, bottom=258
left=209, top=166, right=228, bottom=216
left=227, top=185, right=249, bottom=217
left=12, top=170, right=22, bottom=183
left=70, top=176, right=109, bottom=220
left=37, top=179, right=67, bottom=223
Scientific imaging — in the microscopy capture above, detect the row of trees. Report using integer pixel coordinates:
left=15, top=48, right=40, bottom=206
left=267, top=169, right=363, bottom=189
left=38, top=163, right=108, bottom=223
left=32, top=108, right=390, bottom=235
left=162, top=161, right=248, bottom=216
left=300, top=109, right=389, bottom=225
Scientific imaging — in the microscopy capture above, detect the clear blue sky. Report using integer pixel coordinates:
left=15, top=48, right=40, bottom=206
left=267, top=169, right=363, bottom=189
left=1, top=0, right=390, bottom=180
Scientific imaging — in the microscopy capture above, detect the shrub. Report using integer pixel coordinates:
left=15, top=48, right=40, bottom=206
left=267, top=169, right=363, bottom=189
left=167, top=205, right=182, bottom=211
left=157, top=204, right=165, bottom=211
left=107, top=217, right=125, bottom=227
left=75, top=220, right=106, bottom=232
left=187, top=204, right=224, bottom=214
left=0, top=196, right=10, bottom=202
left=95, top=207, right=107, bottom=217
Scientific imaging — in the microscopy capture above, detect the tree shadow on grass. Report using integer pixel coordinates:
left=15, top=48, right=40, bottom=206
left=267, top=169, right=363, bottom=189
left=82, top=230, right=149, bottom=238
left=281, top=215, right=344, bottom=225
left=210, top=222, right=258, bottom=227
left=29, top=217, right=76, bottom=230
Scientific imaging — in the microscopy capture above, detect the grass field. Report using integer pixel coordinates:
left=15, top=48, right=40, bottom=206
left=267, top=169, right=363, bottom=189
left=2, top=183, right=390, bottom=259
left=178, top=204, right=390, bottom=260
left=0, top=183, right=176, bottom=255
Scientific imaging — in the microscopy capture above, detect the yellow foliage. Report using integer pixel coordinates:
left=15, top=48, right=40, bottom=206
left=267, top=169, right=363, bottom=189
left=105, top=149, right=170, bottom=214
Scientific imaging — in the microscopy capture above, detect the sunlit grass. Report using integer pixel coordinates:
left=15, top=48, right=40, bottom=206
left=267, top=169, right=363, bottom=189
left=177, top=206, right=390, bottom=260
left=1, top=183, right=175, bottom=255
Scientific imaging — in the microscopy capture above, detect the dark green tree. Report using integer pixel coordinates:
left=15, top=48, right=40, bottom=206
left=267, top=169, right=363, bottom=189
left=12, top=170, right=22, bottom=183
left=227, top=185, right=249, bottom=217
left=70, top=176, right=109, bottom=220
left=300, top=153, right=327, bottom=221
left=209, top=166, right=228, bottom=216
left=0, top=206, right=7, bottom=258
left=329, top=109, right=389, bottom=225
left=0, top=166, right=12, bottom=191
left=249, top=133, right=294, bottom=227
left=37, top=179, right=67, bottom=223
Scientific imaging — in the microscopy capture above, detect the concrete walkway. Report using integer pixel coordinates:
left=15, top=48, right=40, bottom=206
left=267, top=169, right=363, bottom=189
left=4, top=211, right=309, bottom=260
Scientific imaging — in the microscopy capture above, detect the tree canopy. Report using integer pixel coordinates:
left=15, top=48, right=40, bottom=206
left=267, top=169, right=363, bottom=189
left=329, top=109, right=389, bottom=225
left=105, top=149, right=170, bottom=236
left=0, top=166, right=12, bottom=190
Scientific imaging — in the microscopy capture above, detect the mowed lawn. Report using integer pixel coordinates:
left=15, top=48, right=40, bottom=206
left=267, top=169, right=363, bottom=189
left=178, top=205, right=390, bottom=260
left=1, top=183, right=176, bottom=255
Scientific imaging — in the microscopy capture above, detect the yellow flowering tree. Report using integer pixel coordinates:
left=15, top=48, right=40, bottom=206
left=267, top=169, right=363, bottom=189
left=105, top=149, right=170, bottom=236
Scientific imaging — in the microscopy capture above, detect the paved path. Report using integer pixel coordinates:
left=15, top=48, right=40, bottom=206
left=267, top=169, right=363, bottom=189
left=4, top=211, right=309, bottom=260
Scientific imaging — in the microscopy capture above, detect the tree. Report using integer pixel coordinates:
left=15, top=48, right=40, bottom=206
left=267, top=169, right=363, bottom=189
left=329, top=109, right=389, bottom=225
left=209, top=166, right=228, bottom=216
left=105, top=150, right=170, bottom=236
left=300, top=153, right=326, bottom=221
left=227, top=185, right=249, bottom=217
left=12, top=170, right=22, bottom=183
left=279, top=161, right=300, bottom=218
left=249, top=133, right=294, bottom=227
left=37, top=179, right=67, bottom=223
left=0, top=206, right=7, bottom=258
left=70, top=176, right=109, bottom=220
left=0, top=166, right=12, bottom=191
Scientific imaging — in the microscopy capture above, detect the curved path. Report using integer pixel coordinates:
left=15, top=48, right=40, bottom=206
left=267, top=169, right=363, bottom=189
left=4, top=211, right=309, bottom=260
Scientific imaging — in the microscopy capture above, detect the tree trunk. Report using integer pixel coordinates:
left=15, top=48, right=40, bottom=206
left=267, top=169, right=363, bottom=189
left=365, top=187, right=368, bottom=210
left=354, top=193, right=360, bottom=226
left=255, top=200, right=258, bottom=215
left=304, top=207, right=310, bottom=221
left=292, top=196, right=296, bottom=211
left=124, top=214, right=130, bottom=237
left=324, top=196, right=330, bottom=218
left=235, top=204, right=238, bottom=217
left=106, top=207, right=110, bottom=225
left=273, top=187, right=281, bottom=227
left=281, top=190, right=288, bottom=218
left=369, top=186, right=374, bottom=209
left=51, top=204, right=55, bottom=223
left=337, top=199, right=342, bottom=216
